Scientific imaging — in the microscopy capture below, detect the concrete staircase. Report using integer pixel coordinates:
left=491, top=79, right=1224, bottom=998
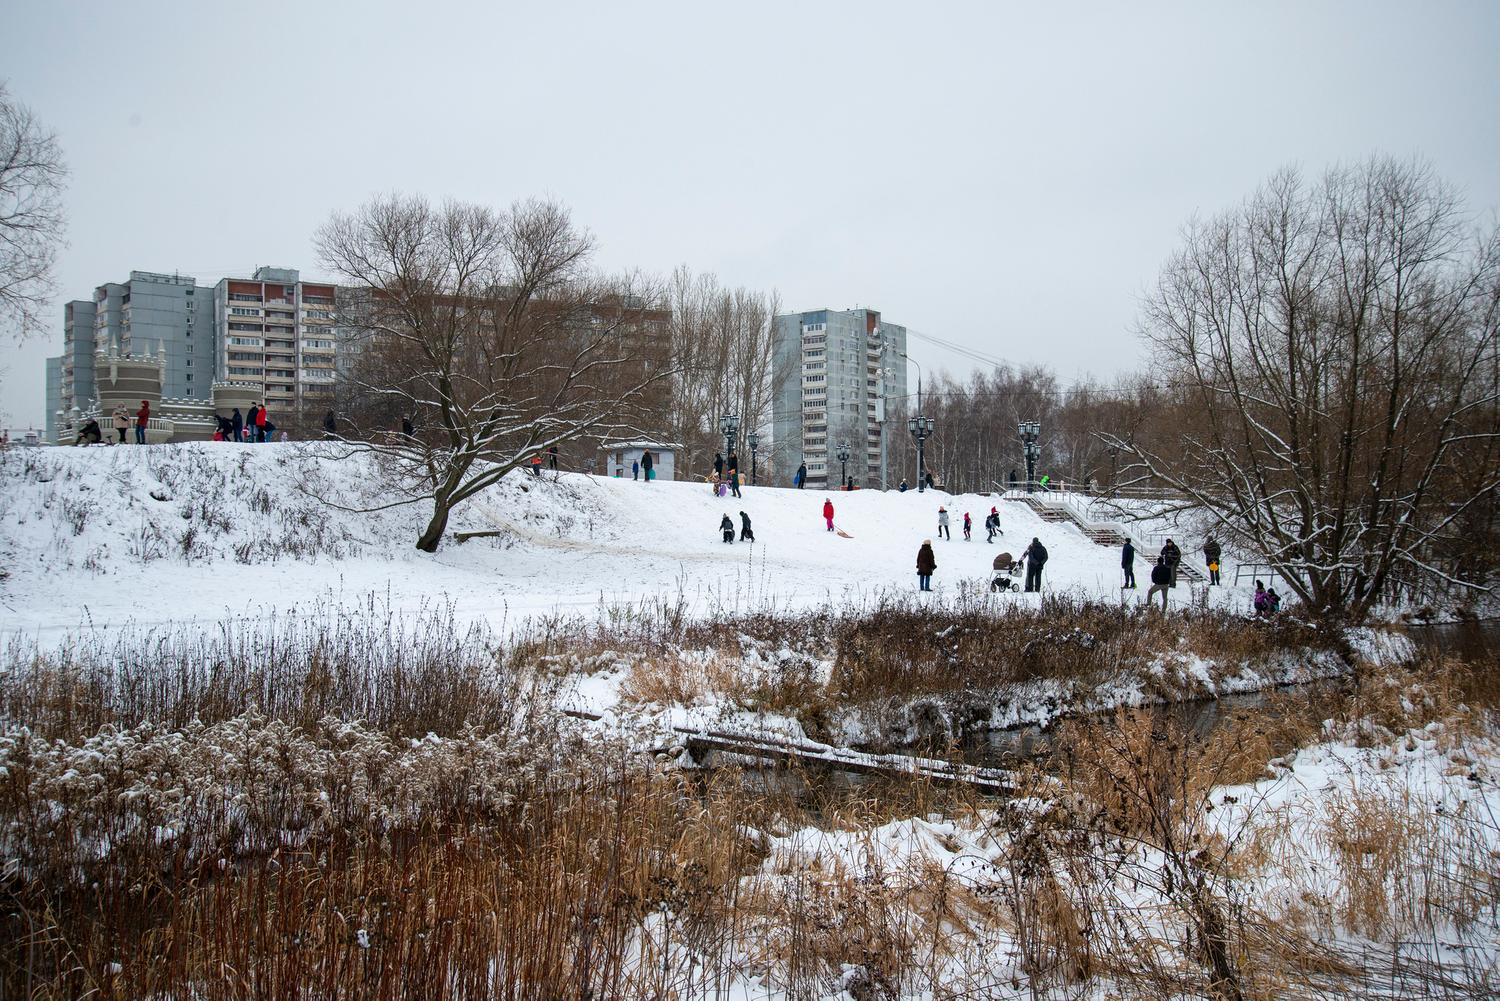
left=1013, top=493, right=1205, bottom=582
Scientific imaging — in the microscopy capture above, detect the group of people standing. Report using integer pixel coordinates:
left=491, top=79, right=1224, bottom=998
left=212, top=404, right=277, bottom=443
left=75, top=400, right=278, bottom=446
left=708, top=452, right=742, bottom=497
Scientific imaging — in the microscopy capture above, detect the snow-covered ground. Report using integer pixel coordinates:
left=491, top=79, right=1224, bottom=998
left=0, top=442, right=1258, bottom=645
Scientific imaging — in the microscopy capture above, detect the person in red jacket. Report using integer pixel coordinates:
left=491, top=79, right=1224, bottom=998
left=134, top=400, right=150, bottom=444
left=822, top=498, right=835, bottom=533
left=255, top=403, right=269, bottom=443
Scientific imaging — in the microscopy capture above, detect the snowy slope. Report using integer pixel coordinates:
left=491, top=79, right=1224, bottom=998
left=0, top=443, right=1258, bottom=642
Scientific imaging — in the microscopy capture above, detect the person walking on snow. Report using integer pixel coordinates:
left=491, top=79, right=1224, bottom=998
left=739, top=511, right=754, bottom=542
left=720, top=514, right=735, bottom=543
left=547, top=445, right=558, bottom=472
left=530, top=454, right=543, bottom=477
left=730, top=469, right=742, bottom=499
left=1021, top=537, right=1048, bottom=592
left=726, top=451, right=739, bottom=475
left=111, top=404, right=129, bottom=444
left=1161, top=538, right=1182, bottom=587
left=641, top=449, right=654, bottom=482
left=135, top=400, right=150, bottom=444
left=1121, top=539, right=1137, bottom=589
left=255, top=404, right=270, bottom=443
left=986, top=506, right=1003, bottom=542
left=632, top=459, right=639, bottom=480
left=1146, top=556, right=1172, bottom=610
left=795, top=461, right=806, bottom=489
left=1253, top=580, right=1270, bottom=617
left=231, top=407, right=243, bottom=444
left=916, top=539, right=937, bottom=591
left=1203, top=537, right=1222, bottom=586
left=714, top=453, right=724, bottom=477
left=823, top=498, right=835, bottom=533
left=937, top=506, right=951, bottom=540
left=963, top=512, right=972, bottom=540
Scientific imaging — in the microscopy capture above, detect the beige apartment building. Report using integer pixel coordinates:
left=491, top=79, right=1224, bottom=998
left=212, top=266, right=338, bottom=419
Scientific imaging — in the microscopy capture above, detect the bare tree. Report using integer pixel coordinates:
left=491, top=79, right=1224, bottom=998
left=1106, top=157, right=1500, bottom=616
left=662, top=266, right=779, bottom=478
left=0, top=83, right=67, bottom=340
left=316, top=195, right=672, bottom=552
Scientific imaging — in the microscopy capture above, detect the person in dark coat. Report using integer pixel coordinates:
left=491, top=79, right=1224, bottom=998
left=726, top=451, right=739, bottom=475
left=714, top=453, right=725, bottom=477
left=739, top=511, right=754, bottom=542
left=77, top=418, right=102, bottom=445
left=923, top=469, right=935, bottom=490
left=402, top=415, right=415, bottom=438
left=1021, top=537, right=1048, bottom=592
left=322, top=410, right=338, bottom=438
left=720, top=514, right=735, bottom=543
left=1203, top=537, right=1222, bottom=585
left=795, top=461, right=806, bottom=489
left=641, top=449, right=654, bottom=481
left=231, top=407, right=244, bottom=444
left=916, top=540, right=936, bottom=591
left=547, top=445, right=558, bottom=471
left=730, top=469, right=742, bottom=499
left=1008, top=469, right=1019, bottom=490
left=1161, top=538, right=1182, bottom=587
left=632, top=459, right=639, bottom=480
left=1146, top=557, right=1172, bottom=610
left=1121, top=539, right=1136, bottom=589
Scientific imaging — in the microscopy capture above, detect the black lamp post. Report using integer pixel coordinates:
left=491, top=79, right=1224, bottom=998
left=1018, top=420, right=1041, bottom=492
left=836, top=439, right=850, bottom=490
left=907, top=416, right=934, bottom=492
left=719, top=413, right=739, bottom=462
left=747, top=431, right=759, bottom=485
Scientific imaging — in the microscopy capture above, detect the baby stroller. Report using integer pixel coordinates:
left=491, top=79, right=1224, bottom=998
left=990, top=552, right=1023, bottom=592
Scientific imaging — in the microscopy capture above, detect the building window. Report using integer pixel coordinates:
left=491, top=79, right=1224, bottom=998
left=230, top=307, right=260, bottom=316
left=185, top=374, right=193, bottom=382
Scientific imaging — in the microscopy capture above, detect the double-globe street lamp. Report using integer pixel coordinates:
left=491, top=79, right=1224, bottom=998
left=1018, top=420, right=1041, bottom=492
left=835, top=439, right=850, bottom=490
left=907, top=416, right=934, bottom=492
left=720, top=413, right=739, bottom=466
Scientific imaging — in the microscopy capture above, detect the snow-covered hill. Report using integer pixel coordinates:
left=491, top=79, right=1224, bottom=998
left=0, top=443, right=1250, bottom=641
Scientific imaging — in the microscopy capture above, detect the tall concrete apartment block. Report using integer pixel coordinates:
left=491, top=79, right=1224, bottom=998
left=46, top=272, right=210, bottom=438
left=212, top=267, right=338, bottom=415
left=772, top=307, right=908, bottom=489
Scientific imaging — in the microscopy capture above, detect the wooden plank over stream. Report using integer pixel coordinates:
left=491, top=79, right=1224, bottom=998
left=562, top=709, right=1033, bottom=796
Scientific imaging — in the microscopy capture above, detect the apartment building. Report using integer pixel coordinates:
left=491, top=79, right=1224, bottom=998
left=771, top=307, right=909, bottom=489
left=45, top=271, right=212, bottom=439
left=212, top=267, right=338, bottom=417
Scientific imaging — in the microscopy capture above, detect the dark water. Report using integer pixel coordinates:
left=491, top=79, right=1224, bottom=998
left=959, top=620, right=1497, bottom=770
left=1405, top=619, right=1500, bottom=662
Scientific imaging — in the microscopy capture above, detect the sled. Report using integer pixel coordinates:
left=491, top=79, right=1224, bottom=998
left=835, top=528, right=853, bottom=539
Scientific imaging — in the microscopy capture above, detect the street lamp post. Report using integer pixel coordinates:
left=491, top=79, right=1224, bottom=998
left=747, top=432, right=759, bottom=485
left=907, top=416, right=934, bottom=492
left=1018, top=420, right=1041, bottom=492
left=836, top=439, right=850, bottom=490
left=719, top=413, right=739, bottom=465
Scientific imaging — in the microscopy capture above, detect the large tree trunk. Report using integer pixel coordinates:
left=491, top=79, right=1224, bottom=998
left=416, top=495, right=451, bottom=552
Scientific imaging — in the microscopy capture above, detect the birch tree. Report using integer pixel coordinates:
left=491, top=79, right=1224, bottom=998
left=316, top=195, right=671, bottom=552
left=1107, top=158, right=1500, bottom=616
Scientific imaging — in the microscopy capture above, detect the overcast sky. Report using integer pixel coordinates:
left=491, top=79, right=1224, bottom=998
left=4, top=0, right=1498, bottom=427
